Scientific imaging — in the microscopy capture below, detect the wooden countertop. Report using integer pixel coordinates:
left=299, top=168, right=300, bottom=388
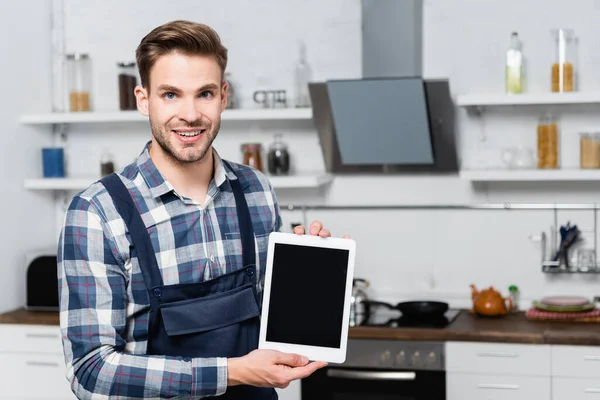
left=350, top=310, right=600, bottom=346
left=2, top=308, right=600, bottom=346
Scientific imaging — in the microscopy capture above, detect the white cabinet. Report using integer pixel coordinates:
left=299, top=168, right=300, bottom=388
left=276, top=379, right=301, bottom=400
left=446, top=341, right=552, bottom=400
left=552, top=345, right=600, bottom=400
left=553, top=378, right=600, bottom=400
left=0, top=324, right=74, bottom=399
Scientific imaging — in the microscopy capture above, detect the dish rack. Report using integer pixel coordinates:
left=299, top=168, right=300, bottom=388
left=538, top=210, right=600, bottom=274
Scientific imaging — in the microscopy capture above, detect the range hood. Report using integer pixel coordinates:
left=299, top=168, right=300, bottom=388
left=309, top=0, right=458, bottom=174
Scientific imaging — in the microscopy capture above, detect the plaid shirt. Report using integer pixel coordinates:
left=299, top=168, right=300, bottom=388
left=57, top=142, right=282, bottom=399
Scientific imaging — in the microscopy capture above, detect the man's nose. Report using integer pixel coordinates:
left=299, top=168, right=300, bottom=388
left=179, top=98, right=201, bottom=123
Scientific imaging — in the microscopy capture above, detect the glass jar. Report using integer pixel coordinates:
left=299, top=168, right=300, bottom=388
left=580, top=132, right=600, bottom=169
left=100, top=149, right=115, bottom=176
left=551, top=29, right=576, bottom=92
left=241, top=143, right=263, bottom=172
left=267, top=134, right=290, bottom=175
left=66, top=53, right=92, bottom=111
left=224, top=72, right=236, bottom=109
left=118, top=62, right=137, bottom=111
left=537, top=113, right=559, bottom=169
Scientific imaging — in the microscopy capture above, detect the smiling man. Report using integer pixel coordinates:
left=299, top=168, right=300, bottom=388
left=57, top=20, right=341, bottom=399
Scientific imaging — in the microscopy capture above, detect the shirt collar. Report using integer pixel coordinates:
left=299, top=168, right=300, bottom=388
left=136, top=141, right=237, bottom=199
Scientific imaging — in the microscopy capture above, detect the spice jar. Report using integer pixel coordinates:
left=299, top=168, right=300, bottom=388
left=66, top=53, right=92, bottom=111
left=118, top=62, right=137, bottom=111
left=100, top=149, right=115, bottom=176
left=224, top=72, right=236, bottom=109
left=267, top=134, right=290, bottom=175
left=241, top=143, right=263, bottom=172
left=537, top=113, right=559, bottom=169
left=580, top=132, right=600, bottom=169
left=551, top=29, right=576, bottom=92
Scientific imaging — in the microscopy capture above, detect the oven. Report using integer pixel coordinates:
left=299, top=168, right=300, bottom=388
left=301, top=339, right=446, bottom=400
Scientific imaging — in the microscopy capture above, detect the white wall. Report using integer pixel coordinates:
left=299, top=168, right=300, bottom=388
left=7, top=0, right=600, bottom=314
left=0, top=1, right=58, bottom=313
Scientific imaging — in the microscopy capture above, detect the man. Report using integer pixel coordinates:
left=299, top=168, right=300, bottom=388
left=58, top=20, right=348, bottom=399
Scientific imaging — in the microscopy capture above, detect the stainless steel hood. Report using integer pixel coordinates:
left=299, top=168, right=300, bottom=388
left=309, top=0, right=458, bottom=174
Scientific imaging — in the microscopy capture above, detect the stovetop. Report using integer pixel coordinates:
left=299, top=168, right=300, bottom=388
left=358, top=308, right=461, bottom=329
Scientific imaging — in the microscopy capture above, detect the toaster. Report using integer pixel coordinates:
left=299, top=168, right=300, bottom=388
left=25, top=250, right=59, bottom=311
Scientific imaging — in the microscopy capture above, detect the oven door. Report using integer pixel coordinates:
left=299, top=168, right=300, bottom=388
left=301, top=366, right=445, bottom=400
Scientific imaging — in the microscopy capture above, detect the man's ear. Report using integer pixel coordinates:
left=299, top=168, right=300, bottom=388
left=220, top=81, right=228, bottom=112
left=135, top=85, right=149, bottom=116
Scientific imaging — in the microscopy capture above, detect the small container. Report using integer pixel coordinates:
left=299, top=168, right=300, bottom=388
left=66, top=53, right=92, bottom=111
left=508, top=285, right=519, bottom=312
left=267, top=134, right=290, bottom=175
left=537, top=113, right=559, bottom=169
left=505, top=32, right=523, bottom=94
left=551, top=29, right=576, bottom=92
left=42, top=147, right=65, bottom=178
left=100, top=150, right=115, bottom=176
left=118, top=62, right=137, bottom=111
left=224, top=72, right=236, bottom=109
left=241, top=143, right=263, bottom=172
left=580, top=132, right=600, bottom=169
left=294, top=41, right=312, bottom=108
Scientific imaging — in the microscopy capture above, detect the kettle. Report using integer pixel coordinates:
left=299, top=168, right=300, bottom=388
left=470, top=284, right=513, bottom=317
left=350, top=278, right=370, bottom=326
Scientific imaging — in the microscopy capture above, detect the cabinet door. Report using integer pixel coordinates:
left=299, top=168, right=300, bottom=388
left=446, top=373, right=551, bottom=400
left=0, top=353, right=75, bottom=399
left=553, top=377, right=600, bottom=400
left=552, top=345, right=600, bottom=379
left=446, top=341, right=551, bottom=376
left=0, top=324, right=63, bottom=354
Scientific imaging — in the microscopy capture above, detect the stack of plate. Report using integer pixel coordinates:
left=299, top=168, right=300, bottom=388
left=526, top=296, right=600, bottom=322
left=533, top=296, right=596, bottom=312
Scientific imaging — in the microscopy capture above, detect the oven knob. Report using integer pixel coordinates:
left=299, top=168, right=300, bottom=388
left=396, top=350, right=406, bottom=364
left=411, top=351, right=421, bottom=366
left=380, top=350, right=391, bottom=363
left=427, top=351, right=437, bottom=365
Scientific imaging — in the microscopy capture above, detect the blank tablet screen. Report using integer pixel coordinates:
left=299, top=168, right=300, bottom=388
left=265, top=243, right=350, bottom=348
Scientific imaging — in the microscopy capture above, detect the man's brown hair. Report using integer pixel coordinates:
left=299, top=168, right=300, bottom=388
left=135, top=20, right=228, bottom=90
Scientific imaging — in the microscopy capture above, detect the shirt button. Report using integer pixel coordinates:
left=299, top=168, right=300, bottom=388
left=153, top=288, right=162, bottom=298
left=247, top=268, right=255, bottom=276
left=210, top=254, right=214, bottom=262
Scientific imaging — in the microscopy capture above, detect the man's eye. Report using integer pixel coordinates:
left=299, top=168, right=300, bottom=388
left=200, top=91, right=213, bottom=99
left=164, top=93, right=176, bottom=100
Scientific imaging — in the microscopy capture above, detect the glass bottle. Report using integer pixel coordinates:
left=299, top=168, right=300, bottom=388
left=505, top=32, right=523, bottom=94
left=267, top=134, right=290, bottom=175
left=537, top=112, right=559, bottom=169
left=551, top=29, right=576, bottom=92
left=66, top=53, right=92, bottom=112
left=294, top=41, right=312, bottom=108
left=224, top=72, right=236, bottom=109
left=241, top=143, right=263, bottom=172
left=100, top=149, right=115, bottom=176
left=580, top=132, right=600, bottom=169
left=118, top=62, right=137, bottom=111
left=508, top=285, right=519, bottom=312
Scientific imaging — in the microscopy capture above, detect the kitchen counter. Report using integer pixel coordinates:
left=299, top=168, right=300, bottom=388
left=349, top=310, right=600, bottom=346
left=2, top=308, right=600, bottom=346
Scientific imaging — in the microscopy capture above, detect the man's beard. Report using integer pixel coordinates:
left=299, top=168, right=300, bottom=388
left=150, top=117, right=221, bottom=165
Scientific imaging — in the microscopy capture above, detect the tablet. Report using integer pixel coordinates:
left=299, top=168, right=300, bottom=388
left=258, top=231, right=356, bottom=363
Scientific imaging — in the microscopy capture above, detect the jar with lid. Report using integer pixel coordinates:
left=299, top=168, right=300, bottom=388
left=118, top=62, right=137, bottom=111
left=551, top=29, right=576, bottom=92
left=537, top=112, right=559, bottom=168
left=66, top=53, right=92, bottom=111
left=100, top=149, right=115, bottom=176
left=267, top=134, right=290, bottom=175
left=224, top=72, right=236, bottom=109
left=580, top=132, right=600, bottom=169
left=241, top=143, right=263, bottom=172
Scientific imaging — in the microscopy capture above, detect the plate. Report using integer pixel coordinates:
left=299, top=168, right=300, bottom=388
left=533, top=300, right=596, bottom=313
left=540, top=296, right=589, bottom=306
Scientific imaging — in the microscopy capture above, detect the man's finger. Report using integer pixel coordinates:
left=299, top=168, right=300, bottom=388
left=293, top=226, right=305, bottom=235
left=344, top=234, right=351, bottom=239
left=318, top=228, right=331, bottom=238
left=309, top=221, right=323, bottom=235
left=287, top=361, right=328, bottom=380
left=276, top=353, right=309, bottom=367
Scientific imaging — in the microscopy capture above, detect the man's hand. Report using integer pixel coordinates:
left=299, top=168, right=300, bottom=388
left=227, top=349, right=327, bottom=388
left=293, top=220, right=351, bottom=239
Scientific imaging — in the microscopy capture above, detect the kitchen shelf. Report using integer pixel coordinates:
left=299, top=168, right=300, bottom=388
left=19, top=108, right=313, bottom=125
left=459, top=169, right=600, bottom=182
left=24, top=173, right=333, bottom=191
left=457, top=92, right=600, bottom=107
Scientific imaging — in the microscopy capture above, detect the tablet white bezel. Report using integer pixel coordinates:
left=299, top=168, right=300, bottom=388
left=258, top=231, right=356, bottom=364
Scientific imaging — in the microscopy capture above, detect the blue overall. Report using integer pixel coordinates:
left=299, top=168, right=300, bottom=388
left=101, top=164, right=277, bottom=399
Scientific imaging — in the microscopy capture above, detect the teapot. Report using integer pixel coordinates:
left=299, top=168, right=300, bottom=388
left=350, top=278, right=370, bottom=326
left=470, top=284, right=513, bottom=317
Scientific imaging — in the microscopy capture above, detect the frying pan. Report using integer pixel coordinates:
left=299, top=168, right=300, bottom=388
left=365, top=300, right=449, bottom=320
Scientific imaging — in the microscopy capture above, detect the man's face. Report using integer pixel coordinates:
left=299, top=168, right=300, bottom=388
left=135, top=52, right=227, bottom=165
